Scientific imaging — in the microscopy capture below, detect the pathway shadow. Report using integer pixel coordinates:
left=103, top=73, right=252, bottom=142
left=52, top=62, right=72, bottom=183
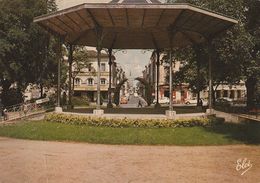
left=205, top=121, right=260, bottom=145
left=65, top=106, right=206, bottom=115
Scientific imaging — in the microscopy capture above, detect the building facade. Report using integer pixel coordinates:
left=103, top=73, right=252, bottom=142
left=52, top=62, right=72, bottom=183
left=56, top=0, right=111, bottom=10
left=56, top=0, right=164, bottom=10
left=142, top=51, right=247, bottom=104
left=72, top=50, right=126, bottom=102
left=141, top=51, right=191, bottom=103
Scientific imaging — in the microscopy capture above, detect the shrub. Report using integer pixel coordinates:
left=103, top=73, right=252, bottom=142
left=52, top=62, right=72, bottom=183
left=45, top=113, right=223, bottom=128
left=207, top=115, right=225, bottom=125
left=72, top=96, right=89, bottom=106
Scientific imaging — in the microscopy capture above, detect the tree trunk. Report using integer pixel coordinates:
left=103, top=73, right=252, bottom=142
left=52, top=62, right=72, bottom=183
left=146, top=85, right=152, bottom=106
left=245, top=76, right=257, bottom=109
left=212, top=85, right=216, bottom=105
left=212, top=84, right=219, bottom=106
left=197, top=91, right=201, bottom=106
left=195, top=44, right=202, bottom=107
left=72, top=77, right=75, bottom=95
left=40, top=84, right=43, bottom=98
left=1, top=79, right=12, bottom=106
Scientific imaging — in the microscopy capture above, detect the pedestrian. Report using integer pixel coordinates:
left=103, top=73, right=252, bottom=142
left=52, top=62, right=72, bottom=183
left=198, top=99, right=203, bottom=106
left=138, top=99, right=142, bottom=108
left=0, top=100, right=3, bottom=120
left=3, top=108, right=8, bottom=121
left=23, top=102, right=29, bottom=117
left=62, top=91, right=67, bottom=106
left=1, top=109, right=4, bottom=121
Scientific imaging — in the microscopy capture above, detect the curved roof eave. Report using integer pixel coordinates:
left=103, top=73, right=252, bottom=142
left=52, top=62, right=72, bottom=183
left=34, top=3, right=238, bottom=49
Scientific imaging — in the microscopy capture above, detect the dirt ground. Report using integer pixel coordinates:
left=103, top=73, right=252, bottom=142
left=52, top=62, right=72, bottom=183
left=0, top=137, right=259, bottom=183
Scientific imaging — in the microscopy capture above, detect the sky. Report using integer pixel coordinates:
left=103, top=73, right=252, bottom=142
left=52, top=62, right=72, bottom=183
left=114, top=50, right=152, bottom=78
left=87, top=47, right=152, bottom=78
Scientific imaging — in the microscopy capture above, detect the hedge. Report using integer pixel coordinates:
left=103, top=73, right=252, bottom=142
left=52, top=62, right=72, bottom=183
left=45, top=113, right=224, bottom=128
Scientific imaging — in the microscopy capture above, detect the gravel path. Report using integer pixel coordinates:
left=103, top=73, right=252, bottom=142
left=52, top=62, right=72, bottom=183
left=0, top=137, right=259, bottom=183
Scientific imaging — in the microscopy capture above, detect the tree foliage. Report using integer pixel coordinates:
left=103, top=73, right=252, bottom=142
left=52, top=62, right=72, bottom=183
left=72, top=47, right=95, bottom=79
left=166, top=0, right=260, bottom=107
left=66, top=46, right=95, bottom=93
left=0, top=0, right=59, bottom=106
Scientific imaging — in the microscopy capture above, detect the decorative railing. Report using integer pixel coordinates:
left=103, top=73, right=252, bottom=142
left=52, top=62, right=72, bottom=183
left=1, top=100, right=52, bottom=121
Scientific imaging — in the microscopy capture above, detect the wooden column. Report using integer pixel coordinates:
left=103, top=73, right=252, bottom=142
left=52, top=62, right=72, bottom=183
left=68, top=43, right=73, bottom=109
left=208, top=39, right=213, bottom=112
left=107, top=48, right=113, bottom=108
left=57, top=37, right=62, bottom=108
left=155, top=50, right=161, bottom=108
left=169, top=49, right=173, bottom=111
left=96, top=27, right=103, bottom=110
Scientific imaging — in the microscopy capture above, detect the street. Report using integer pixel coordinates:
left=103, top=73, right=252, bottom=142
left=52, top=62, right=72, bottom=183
left=120, top=95, right=144, bottom=108
left=0, top=137, right=259, bottom=183
left=120, top=95, right=207, bottom=108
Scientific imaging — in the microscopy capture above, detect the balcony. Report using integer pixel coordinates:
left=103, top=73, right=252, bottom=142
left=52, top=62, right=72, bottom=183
left=74, top=84, right=111, bottom=91
left=77, top=72, right=109, bottom=77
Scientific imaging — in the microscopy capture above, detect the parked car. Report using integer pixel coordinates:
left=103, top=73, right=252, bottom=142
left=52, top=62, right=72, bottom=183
left=185, top=98, right=208, bottom=106
left=232, top=98, right=246, bottom=107
left=184, top=98, right=197, bottom=104
left=120, top=97, right=128, bottom=104
left=215, top=97, right=233, bottom=106
left=218, top=97, right=233, bottom=102
left=153, top=97, right=170, bottom=104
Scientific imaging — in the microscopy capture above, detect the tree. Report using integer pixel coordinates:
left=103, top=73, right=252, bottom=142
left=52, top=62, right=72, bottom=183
left=166, top=0, right=260, bottom=108
left=176, top=45, right=208, bottom=106
left=0, top=0, right=59, bottom=106
left=163, top=44, right=208, bottom=106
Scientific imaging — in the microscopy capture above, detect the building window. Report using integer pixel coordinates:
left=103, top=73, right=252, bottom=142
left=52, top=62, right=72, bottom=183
left=230, top=90, right=235, bottom=99
left=223, top=90, right=228, bottom=97
left=237, top=90, right=241, bottom=98
left=101, top=63, right=106, bottom=72
left=216, top=90, right=221, bottom=98
left=101, top=78, right=106, bottom=85
left=88, top=78, right=94, bottom=85
left=88, top=63, right=92, bottom=72
left=75, top=78, right=81, bottom=85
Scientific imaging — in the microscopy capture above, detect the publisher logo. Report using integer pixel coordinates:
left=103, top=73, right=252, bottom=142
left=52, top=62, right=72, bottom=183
left=236, top=158, right=253, bottom=175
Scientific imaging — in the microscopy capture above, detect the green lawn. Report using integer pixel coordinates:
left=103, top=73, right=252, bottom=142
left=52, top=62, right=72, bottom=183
left=0, top=121, right=259, bottom=145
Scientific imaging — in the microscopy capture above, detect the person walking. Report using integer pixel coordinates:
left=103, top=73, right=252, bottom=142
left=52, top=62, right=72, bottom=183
left=23, top=102, right=29, bottom=117
left=3, top=108, right=8, bottom=120
left=0, top=100, right=3, bottom=120
left=138, top=99, right=142, bottom=108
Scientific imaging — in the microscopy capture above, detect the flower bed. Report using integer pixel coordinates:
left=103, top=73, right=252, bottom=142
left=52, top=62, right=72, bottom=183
left=45, top=113, right=224, bottom=128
